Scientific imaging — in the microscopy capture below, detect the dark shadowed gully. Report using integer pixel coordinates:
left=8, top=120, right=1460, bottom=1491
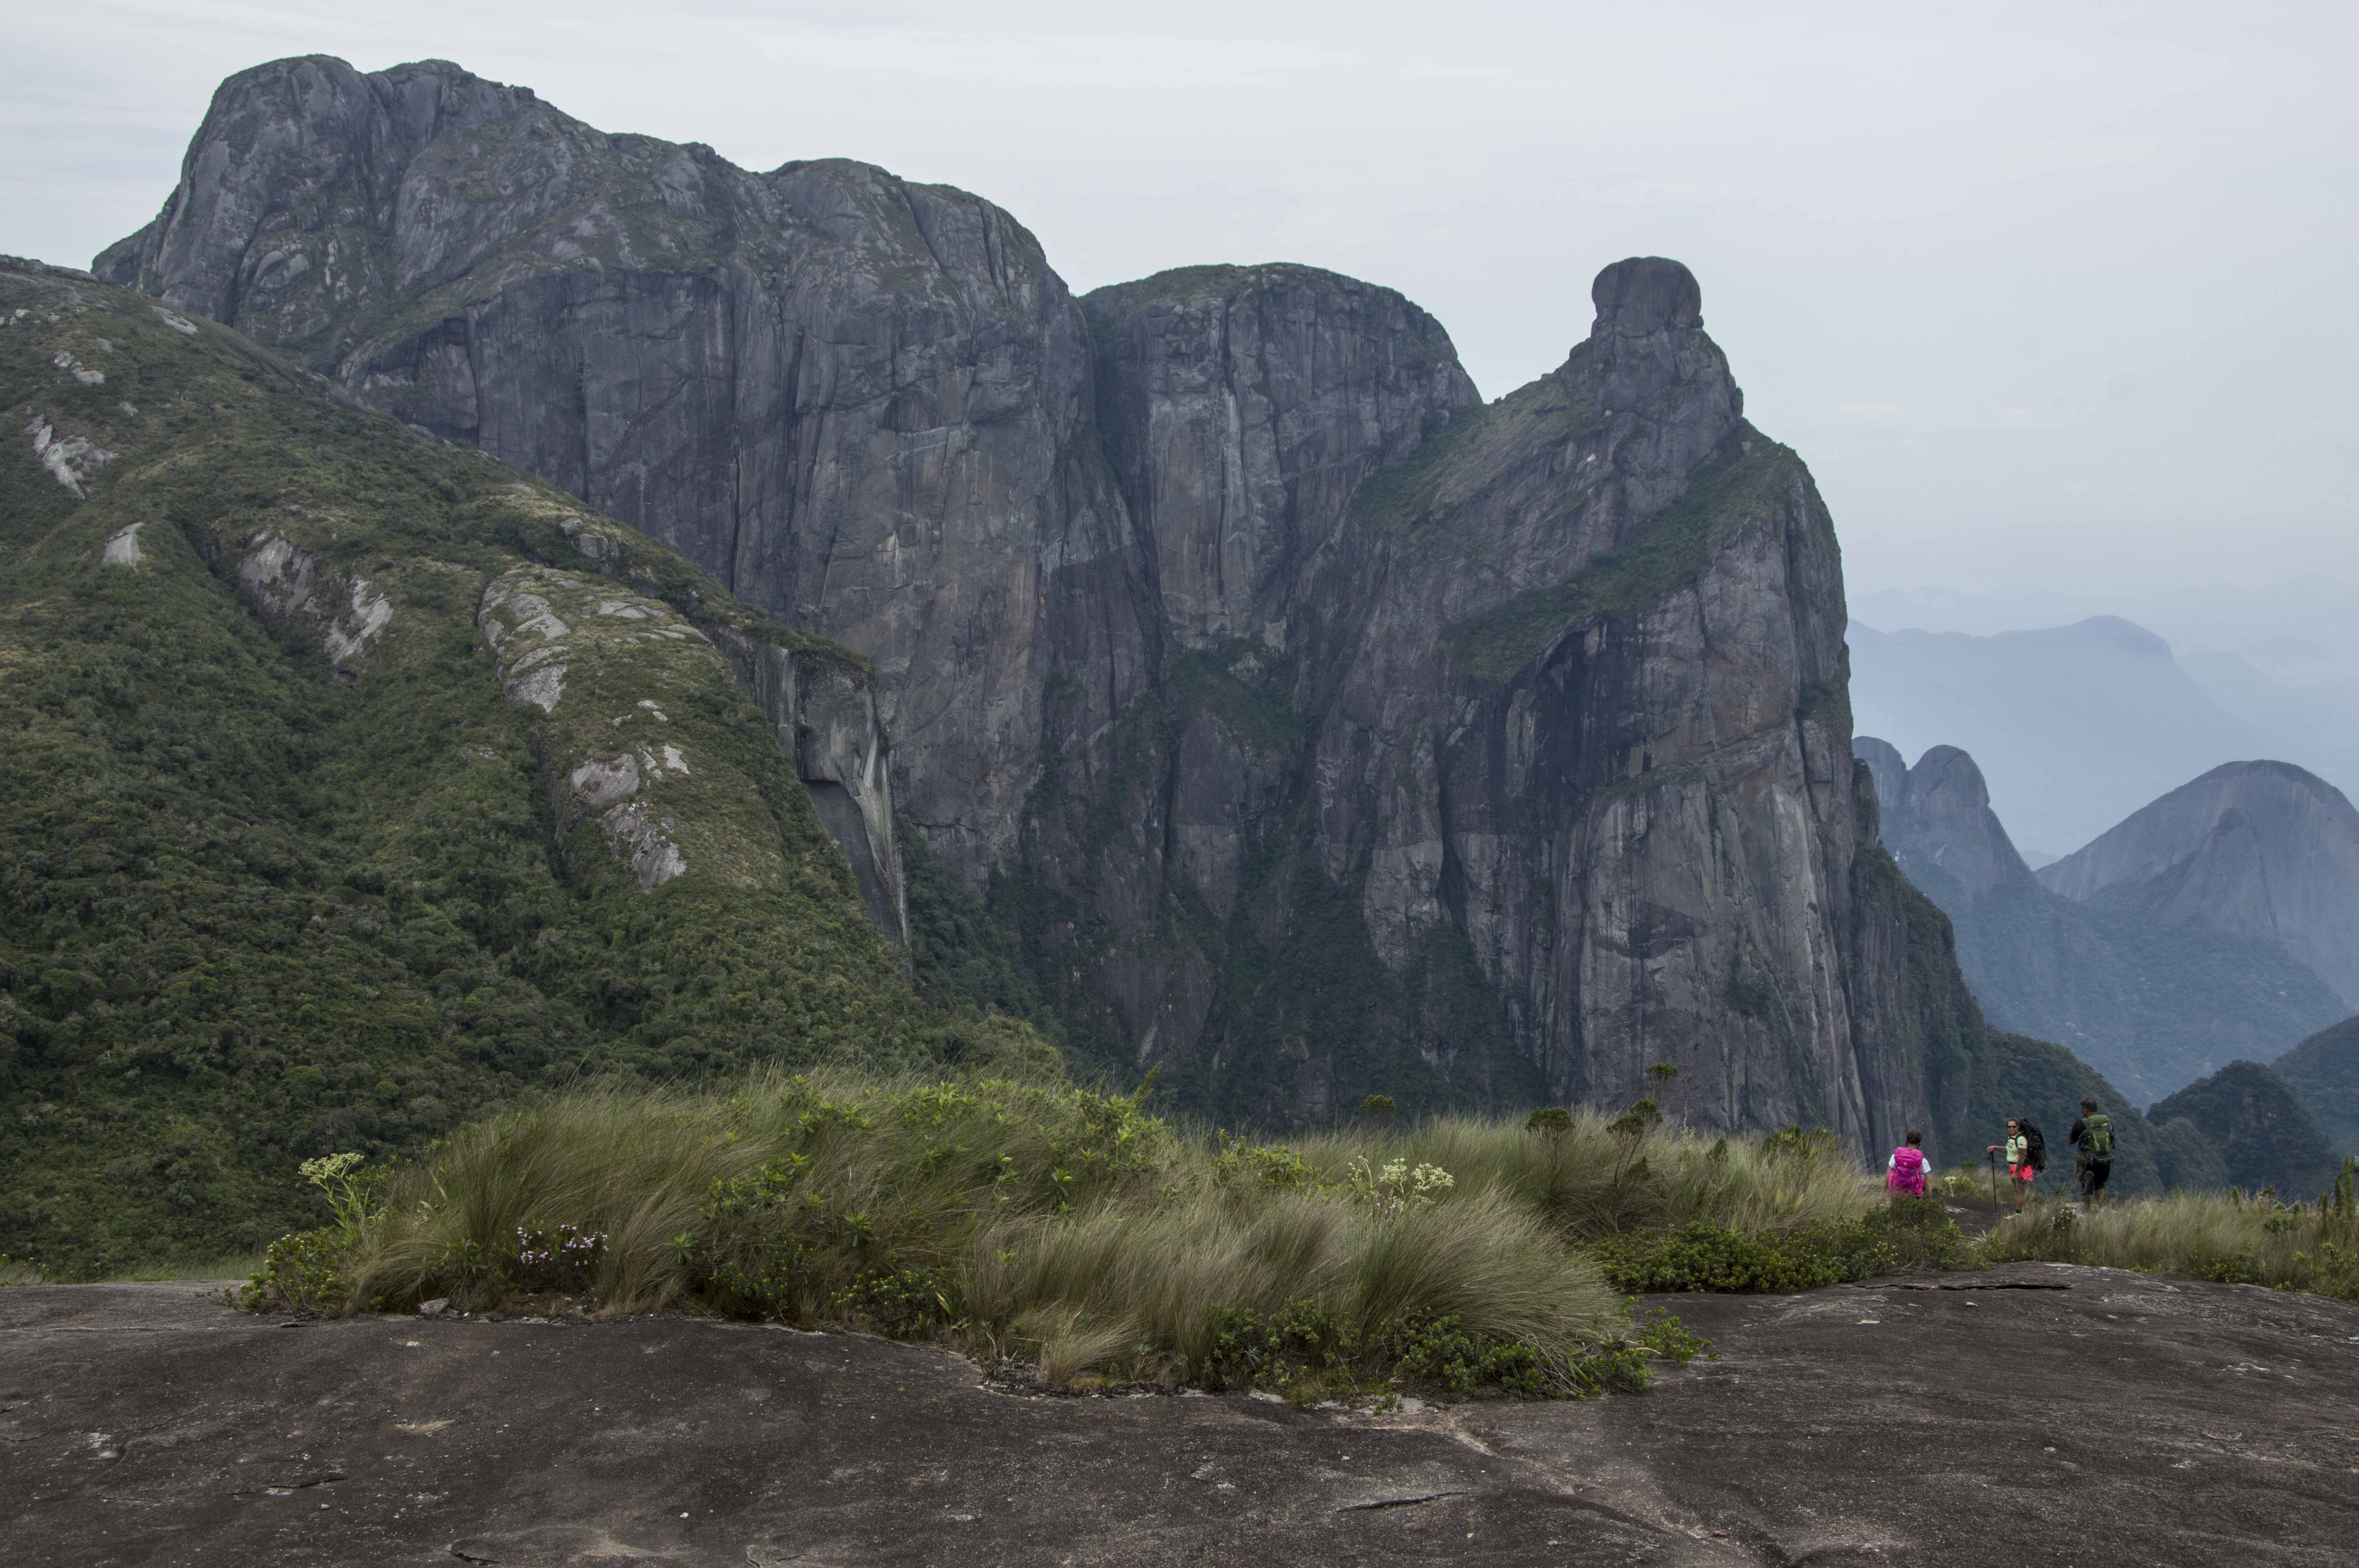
left=5, top=1275, right=2355, bottom=1564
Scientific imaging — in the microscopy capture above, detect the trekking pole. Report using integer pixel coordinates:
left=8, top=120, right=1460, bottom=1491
left=1988, top=1147, right=1998, bottom=1206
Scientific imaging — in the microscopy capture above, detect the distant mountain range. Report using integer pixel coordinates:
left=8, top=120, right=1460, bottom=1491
left=1849, top=616, right=2359, bottom=858
left=2038, top=761, right=2359, bottom=1013
left=1855, top=739, right=2347, bottom=1105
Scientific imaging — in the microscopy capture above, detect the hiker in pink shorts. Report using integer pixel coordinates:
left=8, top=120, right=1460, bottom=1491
left=1886, top=1130, right=1929, bottom=1199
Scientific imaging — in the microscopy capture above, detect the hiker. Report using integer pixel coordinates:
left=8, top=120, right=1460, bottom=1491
left=1886, top=1130, right=1928, bottom=1199
left=2066, top=1099, right=2114, bottom=1209
left=1987, top=1118, right=2037, bottom=1212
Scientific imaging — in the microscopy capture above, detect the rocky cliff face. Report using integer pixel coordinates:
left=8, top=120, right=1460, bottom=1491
left=1281, top=257, right=1876, bottom=1133
left=2039, top=761, right=2359, bottom=1009
left=1082, top=265, right=1481, bottom=652
left=1859, top=738, right=2345, bottom=1104
left=96, top=53, right=1144, bottom=889
left=106, top=54, right=2004, bottom=1147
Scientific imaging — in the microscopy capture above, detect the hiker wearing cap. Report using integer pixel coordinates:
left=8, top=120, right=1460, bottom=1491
left=1886, top=1130, right=1928, bottom=1200
left=2066, top=1099, right=2114, bottom=1210
left=1987, top=1118, right=2037, bottom=1212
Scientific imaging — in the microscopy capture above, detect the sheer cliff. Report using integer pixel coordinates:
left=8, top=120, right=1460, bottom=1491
left=102, top=53, right=2027, bottom=1150
left=95, top=54, right=1143, bottom=883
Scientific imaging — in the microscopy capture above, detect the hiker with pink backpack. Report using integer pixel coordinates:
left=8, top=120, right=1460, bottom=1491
left=1886, top=1130, right=1929, bottom=1199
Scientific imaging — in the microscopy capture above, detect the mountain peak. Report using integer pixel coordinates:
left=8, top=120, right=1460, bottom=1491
left=1856, top=739, right=2034, bottom=900
left=2060, top=615, right=2174, bottom=659
left=2041, top=759, right=2359, bottom=1007
left=1909, top=744, right=1995, bottom=815
left=1590, top=256, right=1703, bottom=338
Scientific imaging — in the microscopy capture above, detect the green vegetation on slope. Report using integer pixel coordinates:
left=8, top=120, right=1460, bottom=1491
left=2148, top=1061, right=2339, bottom=1200
left=2276, top=1016, right=2359, bottom=1156
left=1440, top=425, right=1803, bottom=683
left=0, top=260, right=987, bottom=1278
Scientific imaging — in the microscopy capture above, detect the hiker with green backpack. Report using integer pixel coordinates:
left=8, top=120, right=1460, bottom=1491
left=2066, top=1099, right=2114, bottom=1209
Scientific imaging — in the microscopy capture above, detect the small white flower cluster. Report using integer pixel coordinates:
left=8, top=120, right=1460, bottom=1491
left=1347, top=1156, right=1456, bottom=1218
left=514, top=1222, right=607, bottom=1270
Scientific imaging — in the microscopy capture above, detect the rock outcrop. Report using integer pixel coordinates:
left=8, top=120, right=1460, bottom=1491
left=13, top=1277, right=2359, bottom=1564
left=2039, top=761, right=2359, bottom=1009
left=1859, top=738, right=2346, bottom=1104
left=103, top=56, right=2043, bottom=1147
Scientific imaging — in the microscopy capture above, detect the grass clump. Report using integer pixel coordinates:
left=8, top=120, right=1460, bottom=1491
left=234, top=1086, right=1940, bottom=1396
left=247, top=1071, right=1650, bottom=1401
left=1283, top=1110, right=1884, bottom=1241
left=1981, top=1159, right=2359, bottom=1301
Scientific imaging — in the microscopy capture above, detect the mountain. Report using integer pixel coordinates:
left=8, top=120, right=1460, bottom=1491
left=2275, top=1016, right=2359, bottom=1156
left=89, top=54, right=1976, bottom=1147
left=2038, top=762, right=2359, bottom=1010
left=2180, top=651, right=2359, bottom=802
left=2148, top=1061, right=2340, bottom=1200
left=1846, top=616, right=2281, bottom=858
left=0, top=256, right=1058, bottom=1276
left=1856, top=739, right=2347, bottom=1103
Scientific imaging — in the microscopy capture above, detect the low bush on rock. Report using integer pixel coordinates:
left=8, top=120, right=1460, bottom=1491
left=1581, top=1200, right=1967, bottom=1293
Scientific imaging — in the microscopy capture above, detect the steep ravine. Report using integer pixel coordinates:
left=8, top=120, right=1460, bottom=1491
left=103, top=53, right=2056, bottom=1154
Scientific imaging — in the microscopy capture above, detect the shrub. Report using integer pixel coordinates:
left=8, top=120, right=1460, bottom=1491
left=240, top=1228, right=353, bottom=1314
left=1583, top=1198, right=1966, bottom=1292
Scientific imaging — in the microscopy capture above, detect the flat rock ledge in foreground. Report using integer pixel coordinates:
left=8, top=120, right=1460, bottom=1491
left=4, top=1272, right=2356, bottom=1564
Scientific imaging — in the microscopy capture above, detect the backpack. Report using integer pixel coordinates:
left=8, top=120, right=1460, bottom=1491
left=1888, top=1145, right=1927, bottom=1195
left=2020, top=1120, right=2049, bottom=1172
left=2085, top=1112, right=2114, bottom=1160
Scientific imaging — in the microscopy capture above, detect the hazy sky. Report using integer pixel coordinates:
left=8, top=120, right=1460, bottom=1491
left=7, top=1, right=2355, bottom=618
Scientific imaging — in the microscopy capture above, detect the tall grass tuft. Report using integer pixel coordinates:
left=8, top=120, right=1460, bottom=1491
left=1983, top=1161, right=2359, bottom=1300
left=247, top=1076, right=1896, bottom=1394
left=1286, top=1111, right=1881, bottom=1239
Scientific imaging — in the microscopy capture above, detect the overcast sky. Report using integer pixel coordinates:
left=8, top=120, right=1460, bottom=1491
left=7, top=0, right=2355, bottom=635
